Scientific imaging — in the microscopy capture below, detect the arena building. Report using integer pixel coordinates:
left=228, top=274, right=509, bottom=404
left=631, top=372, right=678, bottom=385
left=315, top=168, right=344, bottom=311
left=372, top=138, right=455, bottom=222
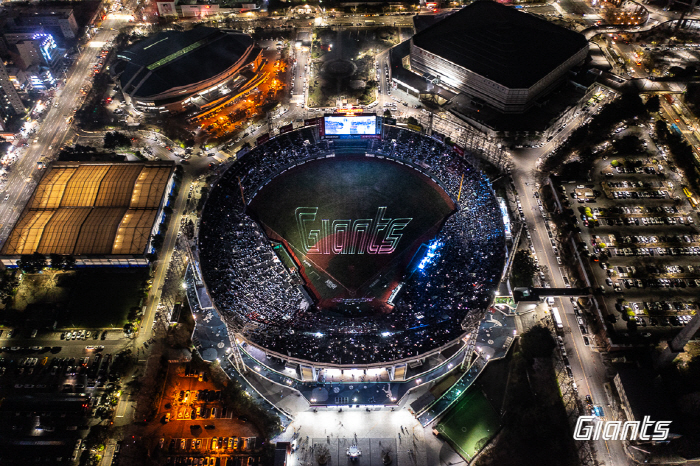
left=112, top=27, right=262, bottom=114
left=0, top=161, right=174, bottom=267
left=196, top=121, right=506, bottom=388
left=409, top=1, right=588, bottom=113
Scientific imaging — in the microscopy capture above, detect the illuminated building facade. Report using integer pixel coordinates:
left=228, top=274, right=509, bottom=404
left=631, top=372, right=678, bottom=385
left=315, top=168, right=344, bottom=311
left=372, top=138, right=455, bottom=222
left=410, top=1, right=588, bottom=113
left=112, top=27, right=262, bottom=114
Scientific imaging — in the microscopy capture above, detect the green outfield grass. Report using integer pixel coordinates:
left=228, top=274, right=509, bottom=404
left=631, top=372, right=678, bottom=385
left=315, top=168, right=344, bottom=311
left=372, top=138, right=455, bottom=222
left=248, top=156, right=454, bottom=305
left=436, top=388, right=502, bottom=461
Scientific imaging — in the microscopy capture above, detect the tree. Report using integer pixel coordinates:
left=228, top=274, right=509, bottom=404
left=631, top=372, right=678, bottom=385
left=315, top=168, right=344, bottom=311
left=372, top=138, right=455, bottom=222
left=559, top=161, right=588, bottom=180
left=17, top=252, right=47, bottom=273
left=613, top=135, right=644, bottom=154
left=152, top=233, right=165, bottom=251
left=511, top=250, right=537, bottom=288
left=103, top=132, right=132, bottom=149
left=0, top=270, right=19, bottom=304
left=519, top=325, right=556, bottom=362
left=384, top=109, right=392, bottom=118
left=656, top=120, right=670, bottom=141
left=406, top=116, right=419, bottom=126
left=645, top=95, right=660, bottom=113
left=49, top=254, right=75, bottom=270
left=315, top=444, right=331, bottom=465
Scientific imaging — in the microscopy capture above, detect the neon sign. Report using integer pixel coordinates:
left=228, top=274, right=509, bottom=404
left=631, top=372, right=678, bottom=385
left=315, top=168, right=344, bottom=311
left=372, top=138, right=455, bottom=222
left=295, top=207, right=412, bottom=255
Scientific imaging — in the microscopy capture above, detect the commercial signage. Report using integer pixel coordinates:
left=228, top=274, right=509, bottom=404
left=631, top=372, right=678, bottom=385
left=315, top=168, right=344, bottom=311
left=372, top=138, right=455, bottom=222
left=256, top=133, right=270, bottom=146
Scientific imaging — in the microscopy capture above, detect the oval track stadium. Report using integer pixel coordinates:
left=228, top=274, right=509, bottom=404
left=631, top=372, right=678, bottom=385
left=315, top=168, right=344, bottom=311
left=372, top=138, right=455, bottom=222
left=198, top=121, right=506, bottom=366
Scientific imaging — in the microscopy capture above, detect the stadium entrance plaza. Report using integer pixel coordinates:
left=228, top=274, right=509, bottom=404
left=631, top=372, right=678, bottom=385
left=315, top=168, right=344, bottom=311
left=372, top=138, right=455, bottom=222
left=230, top=307, right=522, bottom=466
left=273, top=409, right=462, bottom=466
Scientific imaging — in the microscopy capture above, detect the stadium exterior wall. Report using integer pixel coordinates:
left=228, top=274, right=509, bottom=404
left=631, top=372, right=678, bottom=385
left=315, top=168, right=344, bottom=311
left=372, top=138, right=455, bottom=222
left=0, top=255, right=151, bottom=268
left=120, top=46, right=263, bottom=114
left=409, top=39, right=588, bottom=113
left=237, top=332, right=469, bottom=373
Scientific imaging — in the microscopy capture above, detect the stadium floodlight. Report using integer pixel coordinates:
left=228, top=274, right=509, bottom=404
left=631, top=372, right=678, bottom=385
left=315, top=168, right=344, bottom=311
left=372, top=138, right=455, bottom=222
left=381, top=332, right=391, bottom=337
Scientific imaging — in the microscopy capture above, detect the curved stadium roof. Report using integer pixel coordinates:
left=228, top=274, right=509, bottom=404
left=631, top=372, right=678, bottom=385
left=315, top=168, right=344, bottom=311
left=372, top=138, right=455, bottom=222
left=1, top=162, right=173, bottom=256
left=412, top=1, right=588, bottom=89
left=114, top=27, right=254, bottom=98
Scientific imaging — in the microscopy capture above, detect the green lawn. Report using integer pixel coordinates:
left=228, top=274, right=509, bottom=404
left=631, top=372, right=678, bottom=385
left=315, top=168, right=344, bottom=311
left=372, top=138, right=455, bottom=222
left=65, top=269, right=149, bottom=328
left=248, top=156, right=455, bottom=303
left=436, top=388, right=502, bottom=460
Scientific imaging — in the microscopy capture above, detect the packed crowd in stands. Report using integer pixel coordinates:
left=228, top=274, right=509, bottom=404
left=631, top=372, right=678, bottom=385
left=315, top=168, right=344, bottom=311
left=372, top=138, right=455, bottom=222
left=198, top=126, right=505, bottom=365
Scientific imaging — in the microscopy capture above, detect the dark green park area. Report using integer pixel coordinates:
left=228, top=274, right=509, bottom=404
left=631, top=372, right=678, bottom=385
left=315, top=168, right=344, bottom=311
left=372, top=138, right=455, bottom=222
left=474, top=330, right=578, bottom=466
left=65, top=269, right=150, bottom=328
left=2, top=268, right=149, bottom=329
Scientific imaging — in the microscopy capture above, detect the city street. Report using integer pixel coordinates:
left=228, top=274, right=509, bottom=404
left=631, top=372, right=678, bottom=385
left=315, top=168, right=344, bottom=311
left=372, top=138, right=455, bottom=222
left=0, top=18, right=127, bottom=244
left=511, top=148, right=630, bottom=465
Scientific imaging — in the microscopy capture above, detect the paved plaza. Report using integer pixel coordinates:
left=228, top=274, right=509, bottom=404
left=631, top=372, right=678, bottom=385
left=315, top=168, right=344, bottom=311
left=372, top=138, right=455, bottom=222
left=273, top=409, right=469, bottom=466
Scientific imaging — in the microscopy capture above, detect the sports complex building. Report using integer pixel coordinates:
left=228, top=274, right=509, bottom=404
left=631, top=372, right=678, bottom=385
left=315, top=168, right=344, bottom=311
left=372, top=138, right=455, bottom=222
left=188, top=114, right=512, bottom=420
left=0, top=161, right=174, bottom=267
left=407, top=1, right=588, bottom=113
left=112, top=27, right=262, bottom=114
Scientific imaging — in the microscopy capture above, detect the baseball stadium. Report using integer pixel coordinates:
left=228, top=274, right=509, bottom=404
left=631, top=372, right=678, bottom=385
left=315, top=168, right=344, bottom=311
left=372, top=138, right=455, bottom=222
left=197, top=116, right=506, bottom=373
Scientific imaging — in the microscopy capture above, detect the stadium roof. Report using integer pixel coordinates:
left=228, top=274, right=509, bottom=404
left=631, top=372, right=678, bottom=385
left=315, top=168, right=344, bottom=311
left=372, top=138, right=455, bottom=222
left=412, top=1, right=588, bottom=88
left=1, top=162, right=173, bottom=256
left=114, top=27, right=254, bottom=98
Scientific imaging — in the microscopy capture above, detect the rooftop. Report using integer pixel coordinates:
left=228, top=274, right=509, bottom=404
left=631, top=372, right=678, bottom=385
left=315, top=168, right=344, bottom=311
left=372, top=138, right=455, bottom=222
left=1, top=161, right=173, bottom=256
left=412, top=1, right=588, bottom=88
left=615, top=365, right=675, bottom=425
left=114, top=27, right=255, bottom=98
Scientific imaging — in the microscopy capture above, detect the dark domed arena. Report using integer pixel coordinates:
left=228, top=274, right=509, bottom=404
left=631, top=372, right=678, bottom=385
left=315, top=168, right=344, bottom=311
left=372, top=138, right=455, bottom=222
left=198, top=121, right=506, bottom=366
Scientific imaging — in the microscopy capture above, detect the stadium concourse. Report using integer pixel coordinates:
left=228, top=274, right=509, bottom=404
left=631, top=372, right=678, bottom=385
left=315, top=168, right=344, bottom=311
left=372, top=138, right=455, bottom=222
left=197, top=124, right=506, bottom=371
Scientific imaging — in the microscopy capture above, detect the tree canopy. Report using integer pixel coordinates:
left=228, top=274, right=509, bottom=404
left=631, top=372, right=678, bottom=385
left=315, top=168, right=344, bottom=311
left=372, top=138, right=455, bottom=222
left=17, top=252, right=47, bottom=273
left=511, top=250, right=537, bottom=288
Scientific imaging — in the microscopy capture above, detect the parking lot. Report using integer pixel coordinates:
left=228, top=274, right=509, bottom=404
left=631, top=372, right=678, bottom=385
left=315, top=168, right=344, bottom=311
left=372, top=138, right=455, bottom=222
left=138, top=363, right=262, bottom=466
left=554, top=129, right=699, bottom=340
left=0, top=330, right=134, bottom=464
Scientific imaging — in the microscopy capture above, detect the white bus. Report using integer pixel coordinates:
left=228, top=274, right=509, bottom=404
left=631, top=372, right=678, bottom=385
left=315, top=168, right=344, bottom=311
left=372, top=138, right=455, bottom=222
left=551, top=307, right=564, bottom=330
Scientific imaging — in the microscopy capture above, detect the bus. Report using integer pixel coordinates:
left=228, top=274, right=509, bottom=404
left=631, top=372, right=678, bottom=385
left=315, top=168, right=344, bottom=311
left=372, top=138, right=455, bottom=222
left=551, top=307, right=564, bottom=330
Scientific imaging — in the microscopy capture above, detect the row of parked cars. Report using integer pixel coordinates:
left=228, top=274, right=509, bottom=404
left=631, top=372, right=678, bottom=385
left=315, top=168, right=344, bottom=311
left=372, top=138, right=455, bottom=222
left=61, top=330, right=104, bottom=340
left=170, top=436, right=253, bottom=452
left=166, top=455, right=258, bottom=465
left=636, top=315, right=693, bottom=327
left=617, top=234, right=697, bottom=244
left=610, top=277, right=700, bottom=290
left=611, top=246, right=700, bottom=256
left=610, top=190, right=668, bottom=199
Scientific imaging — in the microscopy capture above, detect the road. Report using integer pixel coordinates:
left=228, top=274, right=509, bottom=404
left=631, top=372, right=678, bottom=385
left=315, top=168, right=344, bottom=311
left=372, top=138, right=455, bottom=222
left=136, top=172, right=192, bottom=349
left=511, top=146, right=630, bottom=465
left=0, top=18, right=126, bottom=244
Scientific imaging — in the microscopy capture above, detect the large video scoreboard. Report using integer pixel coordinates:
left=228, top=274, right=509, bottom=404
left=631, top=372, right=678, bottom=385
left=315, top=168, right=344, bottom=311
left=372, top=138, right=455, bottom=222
left=320, top=113, right=382, bottom=139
